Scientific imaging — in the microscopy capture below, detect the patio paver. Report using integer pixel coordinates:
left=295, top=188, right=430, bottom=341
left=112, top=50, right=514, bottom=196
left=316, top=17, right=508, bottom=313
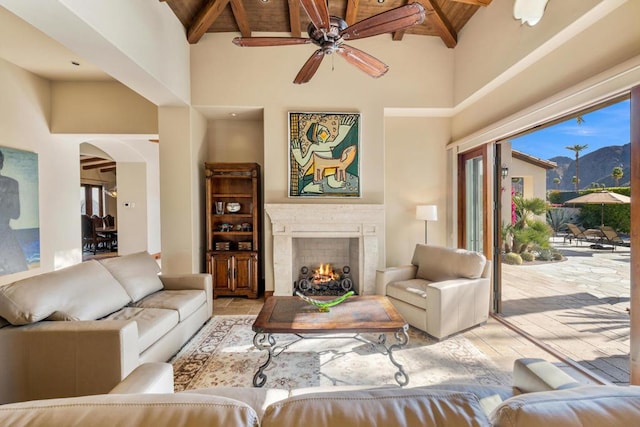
left=501, top=237, right=631, bottom=385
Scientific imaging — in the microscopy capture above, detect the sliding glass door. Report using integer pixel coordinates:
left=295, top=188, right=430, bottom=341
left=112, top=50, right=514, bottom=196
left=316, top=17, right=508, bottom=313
left=458, top=146, right=488, bottom=254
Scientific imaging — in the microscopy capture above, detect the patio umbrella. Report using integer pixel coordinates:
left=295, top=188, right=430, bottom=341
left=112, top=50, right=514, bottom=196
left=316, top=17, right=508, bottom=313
left=564, top=190, right=631, bottom=227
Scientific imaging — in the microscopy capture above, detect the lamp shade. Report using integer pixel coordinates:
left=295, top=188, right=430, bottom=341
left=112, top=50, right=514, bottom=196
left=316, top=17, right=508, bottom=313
left=416, top=205, right=438, bottom=221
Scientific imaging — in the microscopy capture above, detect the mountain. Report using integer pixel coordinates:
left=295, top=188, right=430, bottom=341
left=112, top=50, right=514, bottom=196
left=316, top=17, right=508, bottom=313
left=546, top=143, right=630, bottom=190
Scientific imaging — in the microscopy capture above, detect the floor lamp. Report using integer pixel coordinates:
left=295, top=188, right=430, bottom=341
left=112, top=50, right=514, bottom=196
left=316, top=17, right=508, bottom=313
left=416, top=205, right=438, bottom=244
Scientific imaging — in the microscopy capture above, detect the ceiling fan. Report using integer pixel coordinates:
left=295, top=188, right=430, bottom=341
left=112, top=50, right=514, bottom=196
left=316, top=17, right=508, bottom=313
left=232, top=0, right=426, bottom=84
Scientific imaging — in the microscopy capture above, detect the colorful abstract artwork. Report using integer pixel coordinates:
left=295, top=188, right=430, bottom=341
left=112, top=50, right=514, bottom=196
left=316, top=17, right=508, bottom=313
left=0, top=146, right=40, bottom=276
left=288, top=112, right=360, bottom=197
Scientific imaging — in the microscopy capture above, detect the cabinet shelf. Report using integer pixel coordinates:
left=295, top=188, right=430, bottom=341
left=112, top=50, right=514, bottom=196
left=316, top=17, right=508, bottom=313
left=212, top=193, right=253, bottom=198
left=205, top=162, right=260, bottom=299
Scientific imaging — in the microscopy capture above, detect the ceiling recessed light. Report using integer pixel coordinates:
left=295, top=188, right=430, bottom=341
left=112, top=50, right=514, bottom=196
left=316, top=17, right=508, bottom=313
left=230, top=113, right=238, bottom=117
left=71, top=61, right=80, bottom=66
left=377, top=0, right=385, bottom=3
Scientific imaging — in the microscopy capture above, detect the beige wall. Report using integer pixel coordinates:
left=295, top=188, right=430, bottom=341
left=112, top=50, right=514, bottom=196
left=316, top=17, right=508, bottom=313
left=51, top=82, right=158, bottom=134
left=0, top=58, right=81, bottom=286
left=115, top=162, right=148, bottom=255
left=452, top=0, right=640, bottom=140
left=511, top=158, right=548, bottom=201
left=384, top=117, right=450, bottom=267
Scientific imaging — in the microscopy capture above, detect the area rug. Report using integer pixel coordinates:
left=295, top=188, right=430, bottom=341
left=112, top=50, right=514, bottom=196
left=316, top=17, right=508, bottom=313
left=171, top=315, right=511, bottom=391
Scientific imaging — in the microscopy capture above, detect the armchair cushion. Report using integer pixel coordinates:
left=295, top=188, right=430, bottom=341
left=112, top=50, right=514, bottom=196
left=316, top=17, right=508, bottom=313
left=413, top=244, right=486, bottom=282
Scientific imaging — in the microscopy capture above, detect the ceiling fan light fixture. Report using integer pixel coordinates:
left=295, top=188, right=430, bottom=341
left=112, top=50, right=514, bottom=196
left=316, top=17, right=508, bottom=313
left=513, top=0, right=549, bottom=26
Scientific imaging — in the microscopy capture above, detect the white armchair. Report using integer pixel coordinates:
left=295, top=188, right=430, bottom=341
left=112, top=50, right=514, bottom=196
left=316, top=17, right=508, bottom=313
left=376, top=244, right=491, bottom=339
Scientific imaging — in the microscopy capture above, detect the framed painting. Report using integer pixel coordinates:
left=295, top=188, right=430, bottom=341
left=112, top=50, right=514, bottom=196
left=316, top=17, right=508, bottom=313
left=288, top=112, right=361, bottom=198
left=0, top=146, right=40, bottom=276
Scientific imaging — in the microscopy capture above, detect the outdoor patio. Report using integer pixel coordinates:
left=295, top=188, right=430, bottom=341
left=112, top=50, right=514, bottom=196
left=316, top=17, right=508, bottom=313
left=501, top=236, right=631, bottom=385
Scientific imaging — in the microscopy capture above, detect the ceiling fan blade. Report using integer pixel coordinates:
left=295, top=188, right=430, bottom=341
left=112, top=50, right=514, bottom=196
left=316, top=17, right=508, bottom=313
left=300, top=0, right=331, bottom=32
left=233, top=37, right=313, bottom=47
left=340, top=3, right=426, bottom=41
left=337, top=44, right=389, bottom=78
left=294, top=50, right=325, bottom=84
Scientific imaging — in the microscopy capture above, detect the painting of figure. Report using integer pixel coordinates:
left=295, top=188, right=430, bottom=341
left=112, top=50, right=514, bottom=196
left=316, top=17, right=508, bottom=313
left=0, top=146, right=39, bottom=276
left=289, top=112, right=360, bottom=197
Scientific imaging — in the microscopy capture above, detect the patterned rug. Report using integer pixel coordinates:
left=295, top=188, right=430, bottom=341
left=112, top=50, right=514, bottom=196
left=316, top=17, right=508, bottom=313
left=171, top=315, right=512, bottom=391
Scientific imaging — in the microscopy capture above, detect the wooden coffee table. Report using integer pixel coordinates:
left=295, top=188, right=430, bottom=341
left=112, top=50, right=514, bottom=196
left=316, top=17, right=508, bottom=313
left=251, top=295, right=409, bottom=387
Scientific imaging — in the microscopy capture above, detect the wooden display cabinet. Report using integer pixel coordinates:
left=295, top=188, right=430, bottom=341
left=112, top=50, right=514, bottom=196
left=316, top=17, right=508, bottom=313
left=205, top=162, right=260, bottom=298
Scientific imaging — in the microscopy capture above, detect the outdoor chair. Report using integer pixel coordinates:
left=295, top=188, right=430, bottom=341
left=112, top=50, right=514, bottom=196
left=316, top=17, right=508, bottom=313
left=600, top=226, right=630, bottom=249
left=565, top=223, right=603, bottom=245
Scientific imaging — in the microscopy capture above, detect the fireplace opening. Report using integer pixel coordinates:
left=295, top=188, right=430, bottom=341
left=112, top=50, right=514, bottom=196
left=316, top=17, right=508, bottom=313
left=292, top=237, right=359, bottom=295
left=294, top=264, right=356, bottom=296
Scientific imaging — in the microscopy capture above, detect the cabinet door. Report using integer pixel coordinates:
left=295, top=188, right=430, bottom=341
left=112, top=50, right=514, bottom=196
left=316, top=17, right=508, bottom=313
left=234, top=252, right=257, bottom=292
left=210, top=254, right=233, bottom=292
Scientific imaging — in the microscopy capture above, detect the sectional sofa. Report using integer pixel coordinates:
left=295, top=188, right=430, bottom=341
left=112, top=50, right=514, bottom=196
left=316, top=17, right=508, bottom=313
left=1, top=358, right=638, bottom=426
left=0, top=251, right=212, bottom=404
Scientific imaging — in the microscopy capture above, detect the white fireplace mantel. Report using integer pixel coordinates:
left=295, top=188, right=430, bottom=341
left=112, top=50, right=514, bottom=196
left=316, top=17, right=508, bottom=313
left=265, top=204, right=385, bottom=296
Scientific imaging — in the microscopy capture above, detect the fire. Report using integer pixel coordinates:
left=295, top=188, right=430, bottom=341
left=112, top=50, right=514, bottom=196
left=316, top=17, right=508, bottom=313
left=312, top=264, right=339, bottom=284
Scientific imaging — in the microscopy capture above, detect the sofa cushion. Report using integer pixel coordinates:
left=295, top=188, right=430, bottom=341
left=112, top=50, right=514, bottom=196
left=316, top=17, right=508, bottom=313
left=133, top=290, right=206, bottom=321
left=185, top=387, right=290, bottom=420
left=100, top=252, right=163, bottom=302
left=413, top=245, right=486, bottom=282
left=0, top=393, right=259, bottom=427
left=491, top=385, right=640, bottom=427
left=262, top=388, right=491, bottom=427
left=103, top=307, right=178, bottom=353
left=0, top=260, right=131, bottom=325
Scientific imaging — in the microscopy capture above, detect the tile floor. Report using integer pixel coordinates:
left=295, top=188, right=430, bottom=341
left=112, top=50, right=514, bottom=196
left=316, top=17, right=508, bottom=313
left=212, top=295, right=599, bottom=385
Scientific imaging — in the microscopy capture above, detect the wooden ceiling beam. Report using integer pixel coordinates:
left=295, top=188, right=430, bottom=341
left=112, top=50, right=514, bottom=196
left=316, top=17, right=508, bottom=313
left=420, top=0, right=457, bottom=48
left=187, top=0, right=232, bottom=44
left=83, top=161, right=116, bottom=170
left=80, top=157, right=106, bottom=164
left=288, top=0, right=302, bottom=37
left=230, top=0, right=251, bottom=37
left=449, top=0, right=492, bottom=6
left=345, top=0, right=360, bottom=26
left=100, top=167, right=116, bottom=173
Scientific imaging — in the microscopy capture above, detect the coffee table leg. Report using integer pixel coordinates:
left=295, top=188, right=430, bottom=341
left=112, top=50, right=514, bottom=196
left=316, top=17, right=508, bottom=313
left=387, top=325, right=409, bottom=387
left=253, top=332, right=275, bottom=387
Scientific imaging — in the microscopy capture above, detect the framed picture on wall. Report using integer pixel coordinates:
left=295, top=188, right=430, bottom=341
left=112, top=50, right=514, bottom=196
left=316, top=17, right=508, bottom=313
left=0, top=146, right=40, bottom=276
left=288, top=112, right=361, bottom=198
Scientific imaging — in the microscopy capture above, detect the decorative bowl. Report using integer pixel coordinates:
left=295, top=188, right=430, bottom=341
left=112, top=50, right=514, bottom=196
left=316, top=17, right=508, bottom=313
left=226, top=202, right=241, bottom=213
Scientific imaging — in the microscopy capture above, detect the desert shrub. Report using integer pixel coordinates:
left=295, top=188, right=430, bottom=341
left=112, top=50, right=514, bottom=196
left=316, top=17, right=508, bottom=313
left=520, top=252, right=535, bottom=262
left=547, top=207, right=580, bottom=235
left=536, top=248, right=553, bottom=261
left=503, top=252, right=523, bottom=265
left=552, top=252, right=564, bottom=261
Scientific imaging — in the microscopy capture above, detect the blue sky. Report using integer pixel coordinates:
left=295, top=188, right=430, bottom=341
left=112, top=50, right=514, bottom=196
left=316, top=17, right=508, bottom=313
left=510, top=99, right=631, bottom=160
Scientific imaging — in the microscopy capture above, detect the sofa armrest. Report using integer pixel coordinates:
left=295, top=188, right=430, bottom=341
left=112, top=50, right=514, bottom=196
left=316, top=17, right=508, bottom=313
left=375, top=265, right=417, bottom=295
left=513, top=358, right=583, bottom=393
left=109, top=363, right=174, bottom=394
left=159, top=274, right=213, bottom=318
left=1, top=320, right=139, bottom=403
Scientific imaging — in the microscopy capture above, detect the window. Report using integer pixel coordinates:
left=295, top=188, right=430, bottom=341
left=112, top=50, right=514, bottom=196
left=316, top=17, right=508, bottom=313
left=80, top=184, right=104, bottom=216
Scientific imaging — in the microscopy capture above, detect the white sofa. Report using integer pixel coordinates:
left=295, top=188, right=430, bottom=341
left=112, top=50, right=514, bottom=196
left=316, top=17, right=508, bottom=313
left=2, top=358, right=639, bottom=427
left=0, top=252, right=212, bottom=404
left=376, top=244, right=491, bottom=339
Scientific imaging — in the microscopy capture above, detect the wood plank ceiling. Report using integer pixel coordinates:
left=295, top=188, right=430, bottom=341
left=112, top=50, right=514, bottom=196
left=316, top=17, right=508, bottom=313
left=161, top=0, right=492, bottom=48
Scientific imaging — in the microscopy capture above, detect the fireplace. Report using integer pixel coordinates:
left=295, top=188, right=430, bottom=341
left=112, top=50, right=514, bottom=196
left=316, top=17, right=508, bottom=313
left=265, top=204, right=384, bottom=296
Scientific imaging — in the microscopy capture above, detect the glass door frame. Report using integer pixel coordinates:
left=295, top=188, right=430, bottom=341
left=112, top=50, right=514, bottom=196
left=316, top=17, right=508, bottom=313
left=457, top=145, right=490, bottom=256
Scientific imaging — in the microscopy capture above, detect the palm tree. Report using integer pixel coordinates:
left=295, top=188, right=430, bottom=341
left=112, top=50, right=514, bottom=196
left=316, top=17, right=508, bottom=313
left=553, top=177, right=560, bottom=189
left=565, top=144, right=588, bottom=190
left=611, top=166, right=624, bottom=186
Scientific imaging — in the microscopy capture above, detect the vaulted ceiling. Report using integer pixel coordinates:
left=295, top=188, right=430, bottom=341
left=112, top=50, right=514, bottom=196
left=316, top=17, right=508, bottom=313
left=162, top=0, right=492, bottom=49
